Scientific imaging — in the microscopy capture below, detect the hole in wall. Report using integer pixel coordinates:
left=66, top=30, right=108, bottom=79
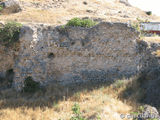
left=0, top=74, right=4, bottom=82
left=83, top=1, right=88, bottom=5
left=48, top=53, right=55, bottom=59
left=5, top=68, right=14, bottom=87
left=81, top=41, right=85, bottom=46
left=71, top=41, right=75, bottom=45
left=6, top=69, right=14, bottom=74
left=0, top=68, right=15, bottom=89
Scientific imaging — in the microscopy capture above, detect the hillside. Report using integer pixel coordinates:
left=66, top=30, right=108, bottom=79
left=0, top=0, right=160, bottom=120
left=0, top=0, right=160, bottom=24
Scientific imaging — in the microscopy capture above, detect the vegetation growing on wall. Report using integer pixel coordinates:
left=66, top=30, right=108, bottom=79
left=131, top=18, right=150, bottom=37
left=66, top=18, right=97, bottom=28
left=0, top=21, right=22, bottom=46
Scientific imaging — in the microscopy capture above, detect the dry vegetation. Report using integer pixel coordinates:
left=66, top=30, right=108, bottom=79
left=0, top=76, right=145, bottom=120
left=0, top=0, right=160, bottom=120
left=0, top=0, right=160, bottom=25
left=143, top=37, right=160, bottom=57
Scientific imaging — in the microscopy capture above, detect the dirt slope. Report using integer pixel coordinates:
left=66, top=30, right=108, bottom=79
left=0, top=0, right=160, bottom=25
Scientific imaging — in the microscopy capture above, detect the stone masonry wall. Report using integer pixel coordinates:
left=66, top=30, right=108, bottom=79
left=0, top=22, right=143, bottom=90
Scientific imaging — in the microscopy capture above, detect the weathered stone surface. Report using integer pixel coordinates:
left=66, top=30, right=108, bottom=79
left=1, top=22, right=157, bottom=90
left=138, top=66, right=160, bottom=108
left=136, top=40, right=159, bottom=71
left=119, top=0, right=131, bottom=6
left=8, top=22, right=144, bottom=90
left=0, top=45, right=16, bottom=77
left=0, top=0, right=21, bottom=14
left=137, top=105, right=160, bottom=120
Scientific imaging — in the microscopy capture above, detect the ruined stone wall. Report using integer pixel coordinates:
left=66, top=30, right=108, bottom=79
left=0, top=45, right=14, bottom=77
left=0, top=22, right=143, bottom=90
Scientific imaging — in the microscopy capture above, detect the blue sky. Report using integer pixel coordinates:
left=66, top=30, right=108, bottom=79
left=128, top=0, right=160, bottom=16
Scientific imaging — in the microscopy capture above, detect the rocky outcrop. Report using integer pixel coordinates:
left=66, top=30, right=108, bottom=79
left=0, top=0, right=21, bottom=14
left=136, top=40, right=160, bottom=71
left=137, top=66, right=160, bottom=108
left=136, top=105, right=160, bottom=120
left=119, top=0, right=131, bottom=6
left=19, top=0, right=66, bottom=9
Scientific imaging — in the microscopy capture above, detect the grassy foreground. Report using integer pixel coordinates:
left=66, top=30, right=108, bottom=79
left=0, top=77, right=142, bottom=120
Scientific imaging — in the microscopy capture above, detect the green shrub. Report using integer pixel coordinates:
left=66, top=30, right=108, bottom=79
left=131, top=18, right=150, bottom=37
left=23, top=76, right=40, bottom=93
left=0, top=21, right=22, bottom=46
left=113, top=80, right=125, bottom=89
left=66, top=18, right=97, bottom=28
left=70, top=103, right=87, bottom=120
left=146, top=11, right=152, bottom=16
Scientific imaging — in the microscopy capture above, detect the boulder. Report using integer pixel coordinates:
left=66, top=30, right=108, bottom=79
left=0, top=0, right=21, bottom=14
left=137, top=105, right=160, bottom=120
left=119, top=0, right=131, bottom=6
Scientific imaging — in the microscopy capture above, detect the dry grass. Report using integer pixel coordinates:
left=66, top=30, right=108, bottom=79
left=0, top=8, right=69, bottom=24
left=143, top=37, right=160, bottom=57
left=153, top=49, right=160, bottom=58
left=0, top=0, right=160, bottom=25
left=0, top=74, right=147, bottom=120
left=144, top=37, right=160, bottom=43
left=0, top=78, right=141, bottom=120
left=0, top=0, right=153, bottom=119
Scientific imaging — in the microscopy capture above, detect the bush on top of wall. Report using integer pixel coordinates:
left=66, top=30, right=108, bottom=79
left=66, top=18, right=97, bottom=28
left=0, top=21, right=22, bottom=46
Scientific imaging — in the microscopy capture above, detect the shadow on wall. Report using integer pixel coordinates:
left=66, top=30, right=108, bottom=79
left=119, top=40, right=160, bottom=109
left=120, top=65, right=160, bottom=110
left=0, top=23, right=160, bottom=110
left=0, top=64, right=160, bottom=110
left=0, top=69, right=14, bottom=90
left=0, top=75, right=115, bottom=109
left=0, top=65, right=142, bottom=110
